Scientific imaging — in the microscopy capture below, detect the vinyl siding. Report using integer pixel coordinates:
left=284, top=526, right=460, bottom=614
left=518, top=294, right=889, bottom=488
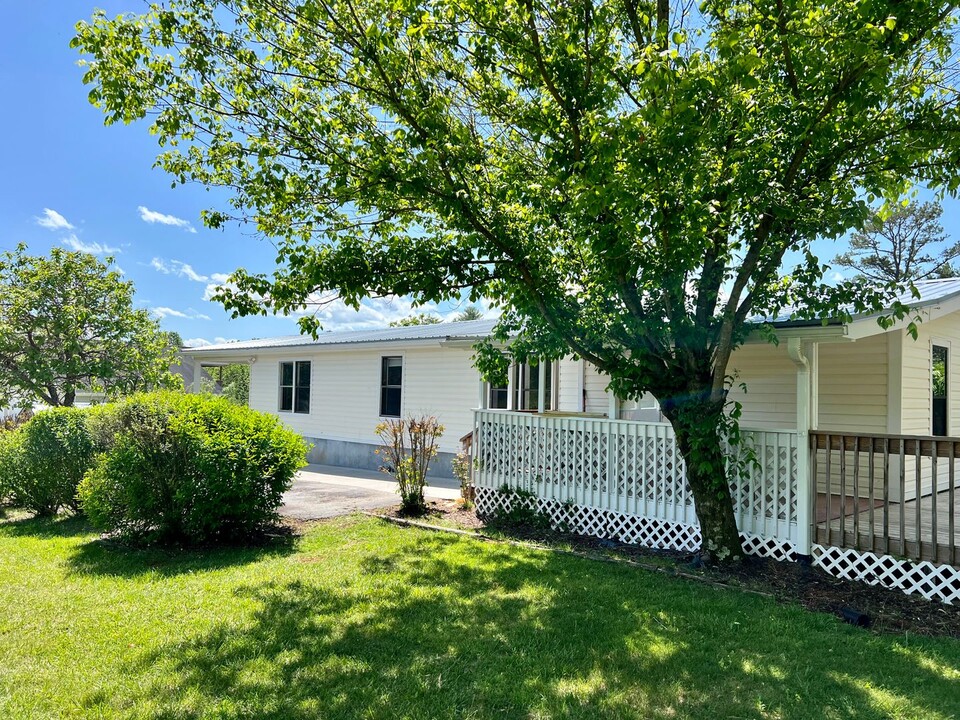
left=556, top=357, right=583, bottom=412
left=583, top=363, right=611, bottom=415
left=818, top=334, right=888, bottom=433
left=900, top=313, right=960, bottom=436
left=249, top=345, right=480, bottom=454
left=726, top=343, right=797, bottom=429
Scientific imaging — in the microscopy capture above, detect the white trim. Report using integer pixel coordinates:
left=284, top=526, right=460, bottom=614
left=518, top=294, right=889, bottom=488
left=931, top=338, right=951, bottom=436
left=378, top=353, right=405, bottom=419
left=277, top=359, right=313, bottom=415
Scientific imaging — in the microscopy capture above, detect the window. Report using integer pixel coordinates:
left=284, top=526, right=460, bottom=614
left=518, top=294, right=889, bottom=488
left=488, top=382, right=509, bottom=409
left=381, top=356, right=403, bottom=417
left=510, top=361, right=555, bottom=411
left=933, top=344, right=948, bottom=436
left=279, top=361, right=311, bottom=414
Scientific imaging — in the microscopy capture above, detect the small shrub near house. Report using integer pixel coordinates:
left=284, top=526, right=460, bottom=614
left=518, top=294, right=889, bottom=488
left=375, top=415, right=443, bottom=515
left=78, top=392, right=308, bottom=545
left=4, top=408, right=95, bottom=516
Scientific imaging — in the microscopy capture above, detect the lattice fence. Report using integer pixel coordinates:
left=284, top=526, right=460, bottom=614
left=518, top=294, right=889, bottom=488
left=475, top=487, right=798, bottom=561
left=813, top=544, right=960, bottom=605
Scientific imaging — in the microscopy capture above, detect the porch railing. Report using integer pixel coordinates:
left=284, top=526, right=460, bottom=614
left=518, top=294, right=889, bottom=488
left=811, top=432, right=959, bottom=565
left=473, top=410, right=801, bottom=546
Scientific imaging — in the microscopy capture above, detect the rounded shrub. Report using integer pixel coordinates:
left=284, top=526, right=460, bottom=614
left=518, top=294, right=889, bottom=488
left=78, top=392, right=308, bottom=545
left=0, top=430, right=25, bottom=506
left=8, top=408, right=95, bottom=516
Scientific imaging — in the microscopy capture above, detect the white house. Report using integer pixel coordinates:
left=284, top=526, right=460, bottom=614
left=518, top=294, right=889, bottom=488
left=185, top=279, right=960, bottom=604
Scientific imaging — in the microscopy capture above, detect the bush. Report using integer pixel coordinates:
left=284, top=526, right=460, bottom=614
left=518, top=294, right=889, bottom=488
left=6, top=408, right=95, bottom=516
left=78, top=392, right=308, bottom=544
left=375, top=416, right=443, bottom=515
left=0, top=431, right=24, bottom=506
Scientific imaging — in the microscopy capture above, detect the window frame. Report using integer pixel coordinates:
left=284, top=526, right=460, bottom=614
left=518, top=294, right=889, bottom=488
left=278, top=360, right=312, bottom=414
left=380, top=355, right=404, bottom=418
left=932, top=339, right=950, bottom=437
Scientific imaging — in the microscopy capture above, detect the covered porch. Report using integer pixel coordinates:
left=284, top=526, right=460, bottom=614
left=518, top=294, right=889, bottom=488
left=470, top=313, right=960, bottom=603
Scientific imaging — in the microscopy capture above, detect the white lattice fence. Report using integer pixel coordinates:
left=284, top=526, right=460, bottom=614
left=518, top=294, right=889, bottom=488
left=475, top=487, right=798, bottom=561
left=813, top=544, right=960, bottom=605
left=474, top=411, right=800, bottom=547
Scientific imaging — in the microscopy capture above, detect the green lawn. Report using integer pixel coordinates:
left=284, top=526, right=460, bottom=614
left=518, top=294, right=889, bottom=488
left=1, top=514, right=958, bottom=720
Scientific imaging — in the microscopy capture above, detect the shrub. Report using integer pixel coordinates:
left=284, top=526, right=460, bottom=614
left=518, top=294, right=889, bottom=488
left=0, top=431, right=24, bottom=506
left=7, top=408, right=95, bottom=516
left=78, top=392, right=308, bottom=544
left=375, top=416, right=444, bottom=515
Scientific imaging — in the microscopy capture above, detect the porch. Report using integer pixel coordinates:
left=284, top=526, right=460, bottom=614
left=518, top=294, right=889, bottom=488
left=471, top=410, right=960, bottom=604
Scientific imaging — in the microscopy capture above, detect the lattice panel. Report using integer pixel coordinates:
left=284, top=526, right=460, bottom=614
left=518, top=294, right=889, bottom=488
left=475, top=487, right=798, bottom=561
left=813, top=544, right=960, bottom=605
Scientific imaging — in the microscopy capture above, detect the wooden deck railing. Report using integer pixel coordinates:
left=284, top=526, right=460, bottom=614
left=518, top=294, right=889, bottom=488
left=811, top=431, right=959, bottom=564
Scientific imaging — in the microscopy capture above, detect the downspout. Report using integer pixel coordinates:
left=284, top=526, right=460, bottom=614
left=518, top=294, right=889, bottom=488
left=787, top=338, right=814, bottom=559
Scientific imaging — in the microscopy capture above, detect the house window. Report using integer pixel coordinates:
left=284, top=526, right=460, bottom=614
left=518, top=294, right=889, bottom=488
left=511, top=361, right=555, bottom=411
left=488, top=382, right=509, bottom=409
left=279, top=361, right=311, bottom=414
left=933, top=345, right=948, bottom=436
left=381, top=356, right=403, bottom=417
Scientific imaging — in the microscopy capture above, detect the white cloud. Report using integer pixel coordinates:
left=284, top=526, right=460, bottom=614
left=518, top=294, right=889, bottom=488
left=829, top=271, right=845, bottom=284
left=151, top=307, right=211, bottom=321
left=36, top=208, right=74, bottom=231
left=138, top=206, right=196, bottom=233
left=183, top=336, right=236, bottom=348
left=151, top=257, right=211, bottom=283
left=282, top=294, right=443, bottom=331
left=203, top=274, right=234, bottom=301
left=62, top=234, right=120, bottom=255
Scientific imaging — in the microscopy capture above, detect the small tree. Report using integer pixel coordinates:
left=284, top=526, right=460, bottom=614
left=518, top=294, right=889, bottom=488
left=375, top=416, right=444, bottom=515
left=389, top=313, right=443, bottom=327
left=833, top=202, right=960, bottom=283
left=455, top=305, right=485, bottom=322
left=0, top=245, right=180, bottom=407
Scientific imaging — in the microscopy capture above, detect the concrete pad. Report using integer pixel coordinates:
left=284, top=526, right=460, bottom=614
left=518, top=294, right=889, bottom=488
left=281, top=464, right=461, bottom=520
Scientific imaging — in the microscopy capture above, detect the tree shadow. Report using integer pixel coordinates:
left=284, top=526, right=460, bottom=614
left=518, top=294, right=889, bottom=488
left=109, top=528, right=960, bottom=719
left=65, top=532, right=299, bottom=579
left=0, top=513, right=91, bottom=539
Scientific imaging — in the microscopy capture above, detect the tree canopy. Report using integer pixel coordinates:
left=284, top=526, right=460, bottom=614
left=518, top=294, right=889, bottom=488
left=0, top=246, right=181, bottom=407
left=455, top=305, right=485, bottom=322
left=388, top=312, right=443, bottom=327
left=74, top=0, right=960, bottom=560
left=833, top=201, right=960, bottom=283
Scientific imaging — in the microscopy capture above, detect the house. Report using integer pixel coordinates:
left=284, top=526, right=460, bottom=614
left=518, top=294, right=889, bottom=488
left=183, top=279, right=960, bottom=604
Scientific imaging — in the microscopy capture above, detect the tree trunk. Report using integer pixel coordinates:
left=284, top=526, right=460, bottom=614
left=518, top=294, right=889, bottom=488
left=660, top=392, right=747, bottom=564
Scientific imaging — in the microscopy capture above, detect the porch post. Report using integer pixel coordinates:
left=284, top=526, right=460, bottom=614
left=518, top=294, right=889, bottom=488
left=191, top=357, right=203, bottom=394
left=607, top=387, right=619, bottom=420
left=478, top=378, right=488, bottom=409
left=788, top=338, right=814, bottom=557
left=537, top=359, right=547, bottom=413
left=506, top=364, right=516, bottom=410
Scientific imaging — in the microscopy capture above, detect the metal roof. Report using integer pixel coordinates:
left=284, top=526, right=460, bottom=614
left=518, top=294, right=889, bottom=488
left=187, top=318, right=499, bottom=353
left=761, top=277, right=960, bottom=326
left=187, top=279, right=960, bottom=354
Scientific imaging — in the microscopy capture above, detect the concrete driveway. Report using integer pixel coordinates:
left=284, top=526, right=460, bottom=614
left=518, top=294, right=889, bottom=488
left=282, top=464, right=461, bottom=520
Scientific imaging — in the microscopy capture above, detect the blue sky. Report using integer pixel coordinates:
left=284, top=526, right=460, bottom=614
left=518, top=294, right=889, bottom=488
left=3, top=3, right=960, bottom=347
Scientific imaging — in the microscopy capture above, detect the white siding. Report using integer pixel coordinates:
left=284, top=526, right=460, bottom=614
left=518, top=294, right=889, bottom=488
left=818, top=334, right=888, bottom=433
left=584, top=363, right=610, bottom=415
left=249, top=345, right=480, bottom=454
left=726, top=343, right=798, bottom=429
left=556, top=357, right=583, bottom=412
left=901, top=313, right=960, bottom=436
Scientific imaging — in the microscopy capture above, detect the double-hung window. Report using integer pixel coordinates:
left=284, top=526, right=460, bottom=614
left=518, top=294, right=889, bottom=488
left=279, top=361, right=311, bottom=413
left=381, top=356, right=403, bottom=417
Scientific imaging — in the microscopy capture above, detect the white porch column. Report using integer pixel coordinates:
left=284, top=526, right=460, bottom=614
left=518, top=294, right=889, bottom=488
left=478, top=378, right=488, bottom=409
left=191, top=357, right=203, bottom=394
left=537, top=359, right=547, bottom=413
left=607, top=388, right=619, bottom=420
left=788, top=337, right=815, bottom=556
left=506, top=363, right=516, bottom=410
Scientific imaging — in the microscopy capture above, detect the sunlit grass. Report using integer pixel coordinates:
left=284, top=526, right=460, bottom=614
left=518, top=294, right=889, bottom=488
left=0, top=513, right=958, bottom=719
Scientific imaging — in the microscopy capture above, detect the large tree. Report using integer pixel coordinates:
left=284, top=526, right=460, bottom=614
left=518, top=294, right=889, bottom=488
left=833, top=201, right=960, bottom=283
left=74, top=0, right=960, bottom=561
left=0, top=246, right=180, bottom=407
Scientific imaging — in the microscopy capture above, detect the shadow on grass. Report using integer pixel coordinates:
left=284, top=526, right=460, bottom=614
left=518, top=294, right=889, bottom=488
left=0, top=512, right=92, bottom=539
left=117, top=527, right=960, bottom=720
left=66, top=531, right=299, bottom=579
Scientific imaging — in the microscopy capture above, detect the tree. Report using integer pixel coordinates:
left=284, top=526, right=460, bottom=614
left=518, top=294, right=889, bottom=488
left=0, top=246, right=180, bottom=407
left=389, top=313, right=443, bottom=327
left=455, top=305, right=485, bottom=322
left=833, top=202, right=960, bottom=283
left=74, top=0, right=960, bottom=562
left=202, top=363, right=251, bottom=405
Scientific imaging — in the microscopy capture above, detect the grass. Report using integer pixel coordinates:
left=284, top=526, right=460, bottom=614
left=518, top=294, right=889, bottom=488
left=1, top=513, right=959, bottom=720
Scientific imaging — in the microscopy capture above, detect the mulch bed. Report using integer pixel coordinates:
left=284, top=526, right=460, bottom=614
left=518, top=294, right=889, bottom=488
left=380, top=501, right=960, bottom=640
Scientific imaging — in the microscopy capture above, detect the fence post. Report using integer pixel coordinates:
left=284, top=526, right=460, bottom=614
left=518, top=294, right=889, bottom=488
left=788, top=338, right=814, bottom=557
